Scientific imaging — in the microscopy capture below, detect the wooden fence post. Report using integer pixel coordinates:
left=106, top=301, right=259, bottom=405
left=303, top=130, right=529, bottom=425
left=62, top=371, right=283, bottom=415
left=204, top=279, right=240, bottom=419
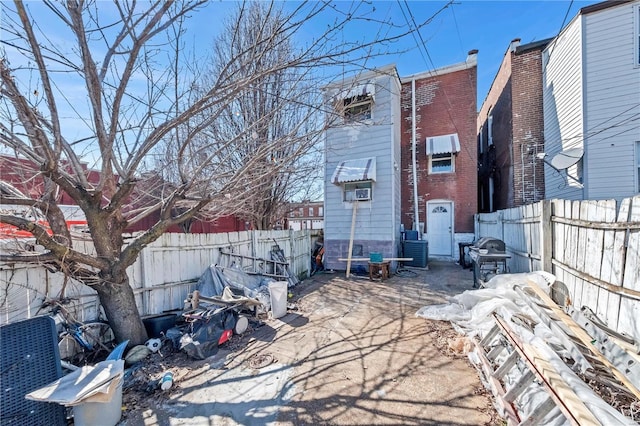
left=474, top=214, right=479, bottom=240
left=289, top=228, right=295, bottom=268
left=542, top=200, right=553, bottom=273
left=251, top=230, right=257, bottom=259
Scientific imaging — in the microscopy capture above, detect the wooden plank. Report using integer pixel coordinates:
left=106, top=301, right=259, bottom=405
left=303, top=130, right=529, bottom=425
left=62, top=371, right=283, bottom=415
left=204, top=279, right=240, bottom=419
left=574, top=201, right=590, bottom=308
left=567, top=201, right=581, bottom=307
left=549, top=259, right=640, bottom=300
left=569, top=201, right=581, bottom=270
left=617, top=297, right=640, bottom=345
left=585, top=201, right=600, bottom=281
left=620, top=195, right=640, bottom=338
left=551, top=200, right=565, bottom=272
left=345, top=202, right=358, bottom=279
left=525, top=279, right=640, bottom=400
left=622, top=195, right=640, bottom=292
left=609, top=197, right=632, bottom=335
left=611, top=197, right=631, bottom=286
left=495, top=315, right=601, bottom=426
left=597, top=199, right=617, bottom=324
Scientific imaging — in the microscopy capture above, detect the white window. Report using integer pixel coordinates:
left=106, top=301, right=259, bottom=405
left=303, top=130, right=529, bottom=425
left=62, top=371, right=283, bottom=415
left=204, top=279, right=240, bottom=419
left=343, top=181, right=372, bottom=202
left=298, top=207, right=303, bottom=216
left=636, top=141, right=640, bottom=191
left=308, top=207, right=313, bottom=216
left=479, top=125, right=484, bottom=154
left=488, top=111, right=494, bottom=146
left=430, top=153, right=454, bottom=173
left=319, top=207, right=323, bottom=216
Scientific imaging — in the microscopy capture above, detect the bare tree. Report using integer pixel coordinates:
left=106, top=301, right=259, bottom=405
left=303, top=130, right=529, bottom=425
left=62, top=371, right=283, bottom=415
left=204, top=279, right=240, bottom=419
left=0, top=0, right=441, bottom=344
left=191, top=2, right=323, bottom=230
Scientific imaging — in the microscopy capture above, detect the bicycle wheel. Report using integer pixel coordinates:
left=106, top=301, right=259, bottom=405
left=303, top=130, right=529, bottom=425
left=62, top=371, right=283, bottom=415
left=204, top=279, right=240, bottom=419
left=79, top=321, right=115, bottom=351
left=58, top=331, right=81, bottom=361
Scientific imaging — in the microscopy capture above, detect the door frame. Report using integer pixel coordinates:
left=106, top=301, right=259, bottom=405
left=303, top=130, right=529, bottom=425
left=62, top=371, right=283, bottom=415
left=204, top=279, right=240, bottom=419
left=426, top=199, right=454, bottom=257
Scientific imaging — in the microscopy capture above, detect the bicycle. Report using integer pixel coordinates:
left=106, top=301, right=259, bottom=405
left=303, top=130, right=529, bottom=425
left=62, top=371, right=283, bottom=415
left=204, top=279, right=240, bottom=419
left=42, top=298, right=116, bottom=366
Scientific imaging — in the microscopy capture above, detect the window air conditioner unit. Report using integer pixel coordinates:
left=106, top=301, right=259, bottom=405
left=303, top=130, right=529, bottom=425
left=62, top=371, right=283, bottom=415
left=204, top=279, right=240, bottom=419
left=354, top=188, right=371, bottom=201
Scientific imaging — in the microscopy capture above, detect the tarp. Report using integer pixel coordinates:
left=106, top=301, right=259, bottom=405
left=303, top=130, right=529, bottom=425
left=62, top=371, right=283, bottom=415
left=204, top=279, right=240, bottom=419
left=416, top=271, right=636, bottom=425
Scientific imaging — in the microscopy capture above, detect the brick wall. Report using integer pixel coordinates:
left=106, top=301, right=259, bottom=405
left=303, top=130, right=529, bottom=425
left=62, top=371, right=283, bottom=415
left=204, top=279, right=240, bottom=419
left=400, top=66, right=477, bottom=233
left=477, top=46, right=514, bottom=211
left=511, top=49, right=546, bottom=206
left=477, top=40, right=548, bottom=211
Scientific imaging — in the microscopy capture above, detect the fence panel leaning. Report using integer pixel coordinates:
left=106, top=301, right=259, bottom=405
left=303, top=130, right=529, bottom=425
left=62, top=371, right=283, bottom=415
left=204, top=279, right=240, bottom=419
left=0, top=230, right=312, bottom=326
left=475, top=195, right=640, bottom=342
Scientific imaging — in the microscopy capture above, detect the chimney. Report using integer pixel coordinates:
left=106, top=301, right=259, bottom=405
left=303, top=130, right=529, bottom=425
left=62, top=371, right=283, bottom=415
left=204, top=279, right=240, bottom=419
left=467, top=49, right=478, bottom=65
left=509, top=38, right=521, bottom=52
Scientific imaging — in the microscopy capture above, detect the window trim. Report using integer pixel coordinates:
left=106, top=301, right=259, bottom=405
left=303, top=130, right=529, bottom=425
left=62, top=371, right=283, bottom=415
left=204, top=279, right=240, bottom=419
left=636, top=141, right=640, bottom=192
left=429, top=152, right=455, bottom=174
left=343, top=181, right=373, bottom=202
left=487, top=112, right=494, bottom=146
left=342, top=94, right=373, bottom=123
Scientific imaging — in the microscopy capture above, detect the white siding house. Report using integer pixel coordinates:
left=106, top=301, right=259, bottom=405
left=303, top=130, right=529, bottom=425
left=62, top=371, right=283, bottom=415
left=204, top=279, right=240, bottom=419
left=543, top=0, right=640, bottom=202
left=323, top=65, right=402, bottom=271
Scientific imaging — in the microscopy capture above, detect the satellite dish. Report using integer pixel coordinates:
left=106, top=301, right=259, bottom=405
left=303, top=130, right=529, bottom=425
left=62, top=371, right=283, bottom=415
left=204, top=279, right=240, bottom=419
left=550, top=148, right=583, bottom=170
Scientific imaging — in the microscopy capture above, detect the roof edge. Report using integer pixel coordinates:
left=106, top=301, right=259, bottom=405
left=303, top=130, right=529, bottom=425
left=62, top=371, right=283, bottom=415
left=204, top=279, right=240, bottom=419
left=515, top=38, right=554, bottom=54
left=580, top=0, right=633, bottom=15
left=400, top=53, right=477, bottom=83
left=322, top=64, right=398, bottom=90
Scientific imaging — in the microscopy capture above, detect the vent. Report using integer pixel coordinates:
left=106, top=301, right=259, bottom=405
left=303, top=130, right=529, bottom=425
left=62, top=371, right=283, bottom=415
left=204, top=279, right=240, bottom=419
left=354, top=188, right=371, bottom=201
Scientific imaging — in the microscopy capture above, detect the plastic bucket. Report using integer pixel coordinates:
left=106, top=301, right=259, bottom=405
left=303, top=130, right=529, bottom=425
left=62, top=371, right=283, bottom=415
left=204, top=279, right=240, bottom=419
left=73, top=376, right=123, bottom=426
left=268, top=281, right=288, bottom=319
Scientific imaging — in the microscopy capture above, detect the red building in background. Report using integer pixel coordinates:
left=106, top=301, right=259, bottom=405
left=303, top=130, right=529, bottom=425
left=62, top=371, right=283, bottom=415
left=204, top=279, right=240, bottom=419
left=0, top=155, right=244, bottom=234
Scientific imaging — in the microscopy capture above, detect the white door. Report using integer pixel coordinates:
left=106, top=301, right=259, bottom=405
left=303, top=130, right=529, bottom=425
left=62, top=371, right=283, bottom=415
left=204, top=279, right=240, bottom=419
left=427, top=201, right=453, bottom=256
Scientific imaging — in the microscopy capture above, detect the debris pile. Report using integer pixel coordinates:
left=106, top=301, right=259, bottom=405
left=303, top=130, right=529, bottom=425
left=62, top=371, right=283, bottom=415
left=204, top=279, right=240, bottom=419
left=142, top=264, right=291, bottom=361
left=417, top=271, right=640, bottom=425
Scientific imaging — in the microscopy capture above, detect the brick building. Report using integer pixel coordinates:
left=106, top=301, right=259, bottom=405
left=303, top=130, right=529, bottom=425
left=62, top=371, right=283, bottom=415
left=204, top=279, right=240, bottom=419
left=477, top=38, right=551, bottom=212
left=399, top=51, right=478, bottom=257
left=285, top=200, right=324, bottom=230
left=0, top=154, right=245, bottom=234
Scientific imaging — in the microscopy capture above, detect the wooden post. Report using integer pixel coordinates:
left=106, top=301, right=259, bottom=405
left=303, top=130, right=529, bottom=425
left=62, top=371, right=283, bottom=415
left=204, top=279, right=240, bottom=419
left=346, top=202, right=358, bottom=278
left=289, top=228, right=295, bottom=274
left=541, top=200, right=553, bottom=273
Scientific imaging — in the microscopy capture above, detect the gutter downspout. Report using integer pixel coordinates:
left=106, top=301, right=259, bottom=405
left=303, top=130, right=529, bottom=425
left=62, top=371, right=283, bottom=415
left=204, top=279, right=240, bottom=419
left=411, top=79, right=420, bottom=233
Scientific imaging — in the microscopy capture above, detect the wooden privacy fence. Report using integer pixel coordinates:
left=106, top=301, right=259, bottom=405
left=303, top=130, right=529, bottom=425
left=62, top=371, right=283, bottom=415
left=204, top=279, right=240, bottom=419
left=0, top=229, right=312, bottom=325
left=475, top=195, right=639, bottom=342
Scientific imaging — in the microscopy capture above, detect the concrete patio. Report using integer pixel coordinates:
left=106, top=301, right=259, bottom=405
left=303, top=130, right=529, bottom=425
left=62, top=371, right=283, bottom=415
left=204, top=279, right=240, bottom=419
left=120, top=261, right=498, bottom=425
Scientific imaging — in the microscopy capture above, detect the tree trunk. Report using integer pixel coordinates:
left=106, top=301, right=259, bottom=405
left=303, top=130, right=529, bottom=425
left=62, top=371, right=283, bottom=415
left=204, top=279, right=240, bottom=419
left=95, top=276, right=148, bottom=346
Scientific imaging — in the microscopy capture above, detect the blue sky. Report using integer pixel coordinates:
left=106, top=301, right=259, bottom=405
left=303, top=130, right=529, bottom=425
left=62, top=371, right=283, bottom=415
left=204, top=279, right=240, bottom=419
left=2, top=0, right=600, bottom=146
left=189, top=1, right=599, bottom=106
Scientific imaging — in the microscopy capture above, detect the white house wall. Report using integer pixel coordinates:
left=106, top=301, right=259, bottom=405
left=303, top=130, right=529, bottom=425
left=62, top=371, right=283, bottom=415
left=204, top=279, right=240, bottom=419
left=324, top=71, right=399, bottom=270
left=583, top=1, right=640, bottom=201
left=543, top=17, right=585, bottom=200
